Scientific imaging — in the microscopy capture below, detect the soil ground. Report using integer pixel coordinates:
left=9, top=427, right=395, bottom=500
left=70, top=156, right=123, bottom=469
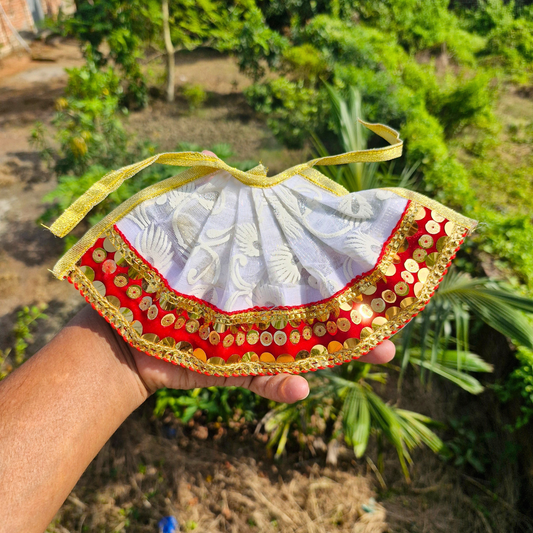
left=0, top=41, right=530, bottom=533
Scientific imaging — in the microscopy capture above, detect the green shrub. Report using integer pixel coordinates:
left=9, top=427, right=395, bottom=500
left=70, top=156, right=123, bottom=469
left=30, top=58, right=128, bottom=175
left=245, top=77, right=327, bottom=148
left=496, top=347, right=533, bottom=429
left=181, top=83, right=207, bottom=110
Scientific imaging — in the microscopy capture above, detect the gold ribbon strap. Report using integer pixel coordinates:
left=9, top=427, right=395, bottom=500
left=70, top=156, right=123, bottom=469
left=49, top=120, right=402, bottom=238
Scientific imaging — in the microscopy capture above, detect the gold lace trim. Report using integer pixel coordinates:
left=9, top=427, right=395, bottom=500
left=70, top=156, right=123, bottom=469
left=69, top=222, right=468, bottom=377
left=103, top=201, right=418, bottom=325
left=49, top=121, right=401, bottom=239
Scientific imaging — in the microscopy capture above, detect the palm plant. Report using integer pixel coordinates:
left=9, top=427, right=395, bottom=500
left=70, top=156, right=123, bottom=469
left=260, top=85, right=533, bottom=477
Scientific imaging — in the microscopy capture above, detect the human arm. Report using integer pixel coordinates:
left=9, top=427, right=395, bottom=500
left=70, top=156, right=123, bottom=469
left=0, top=305, right=395, bottom=533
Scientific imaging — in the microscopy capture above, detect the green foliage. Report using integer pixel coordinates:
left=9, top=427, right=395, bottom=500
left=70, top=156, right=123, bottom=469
left=181, top=83, right=207, bottom=110
left=30, top=58, right=128, bottom=175
left=245, top=78, right=326, bottom=148
left=154, top=386, right=263, bottom=423
left=496, top=347, right=533, bottom=429
left=0, top=305, right=48, bottom=380
left=262, top=363, right=447, bottom=480
left=446, top=417, right=492, bottom=473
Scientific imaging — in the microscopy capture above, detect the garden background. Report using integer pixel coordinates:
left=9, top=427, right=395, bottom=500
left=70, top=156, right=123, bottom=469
left=1, top=0, right=533, bottom=531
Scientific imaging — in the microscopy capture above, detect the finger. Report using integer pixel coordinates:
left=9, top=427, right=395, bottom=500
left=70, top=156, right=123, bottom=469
left=356, top=340, right=396, bottom=365
left=247, top=374, right=309, bottom=403
left=201, top=150, right=218, bottom=158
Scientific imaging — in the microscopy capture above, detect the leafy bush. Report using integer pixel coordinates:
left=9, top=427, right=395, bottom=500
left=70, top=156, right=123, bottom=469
left=496, top=347, right=533, bottom=430
left=181, top=83, right=207, bottom=110
left=30, top=58, right=128, bottom=175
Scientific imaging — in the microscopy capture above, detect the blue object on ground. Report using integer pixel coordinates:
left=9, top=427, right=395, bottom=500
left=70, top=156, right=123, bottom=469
left=158, top=515, right=179, bottom=533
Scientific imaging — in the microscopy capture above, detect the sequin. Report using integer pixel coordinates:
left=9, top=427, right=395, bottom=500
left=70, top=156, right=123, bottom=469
left=277, top=354, right=295, bottom=363
left=401, top=271, right=415, bottom=284
left=289, top=330, right=301, bottom=344
left=445, top=221, right=454, bottom=235
left=417, top=268, right=429, bottom=283
left=337, top=318, right=351, bottom=332
left=436, top=236, right=447, bottom=252
left=302, top=325, right=313, bottom=340
left=418, top=235, right=434, bottom=249
left=160, top=337, right=176, bottom=348
left=425, top=252, right=438, bottom=267
left=92, top=248, right=107, bottom=263
left=139, top=296, right=152, bottom=310
left=242, top=352, right=256, bottom=362
left=414, top=206, right=426, bottom=220
left=80, top=265, right=95, bottom=281
left=199, top=324, right=210, bottom=340
left=131, top=320, right=143, bottom=335
left=142, top=333, right=159, bottom=343
left=372, top=316, right=387, bottom=328
left=406, top=221, right=419, bottom=237
left=414, top=282, right=424, bottom=297
left=208, top=357, right=225, bottom=366
left=274, top=331, right=287, bottom=345
left=174, top=316, right=186, bottom=329
left=257, top=321, right=270, bottom=331
left=176, top=341, right=193, bottom=353
left=328, top=341, right=343, bottom=353
left=102, top=259, right=117, bottom=274
left=186, top=319, right=199, bottom=333
left=213, top=321, right=226, bottom=333
left=295, top=350, right=310, bottom=360
left=159, top=313, right=175, bottom=327
left=114, top=251, right=126, bottom=266
left=127, top=285, right=142, bottom=299
left=142, top=279, right=158, bottom=293
left=413, top=249, right=427, bottom=263
left=289, top=319, right=302, bottom=327
left=400, top=297, right=417, bottom=309
left=260, top=331, right=273, bottom=346
left=310, top=344, right=327, bottom=356
left=371, top=298, right=386, bottom=313
left=93, top=280, right=106, bottom=296
left=247, top=330, right=259, bottom=345
left=227, top=354, right=240, bottom=364
left=103, top=238, right=116, bottom=252
left=193, top=348, right=207, bottom=362
left=340, top=301, right=352, bottom=312
left=223, top=334, right=235, bottom=348
left=361, top=284, right=377, bottom=296
left=272, top=318, right=288, bottom=330
left=360, top=327, right=373, bottom=339
left=360, top=304, right=373, bottom=319
left=326, top=321, right=338, bottom=335
left=431, top=211, right=445, bottom=223
left=159, top=294, right=177, bottom=311
left=386, top=263, right=396, bottom=276
left=313, top=323, right=327, bottom=337
left=425, top=220, right=440, bottom=234
left=260, top=352, right=275, bottom=362
left=385, top=306, right=401, bottom=320
left=147, top=305, right=159, bottom=320
left=232, top=332, right=244, bottom=346
left=106, top=295, right=120, bottom=308
left=113, top=275, right=127, bottom=288
left=392, top=253, right=402, bottom=265
left=343, top=338, right=359, bottom=349
left=382, top=290, right=396, bottom=303
left=209, top=331, right=220, bottom=345
left=394, top=282, right=409, bottom=296
left=120, top=307, right=133, bottom=322
left=405, top=259, right=419, bottom=273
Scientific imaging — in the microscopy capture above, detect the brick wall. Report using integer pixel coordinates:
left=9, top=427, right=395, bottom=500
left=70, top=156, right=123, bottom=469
left=0, top=0, right=65, bottom=55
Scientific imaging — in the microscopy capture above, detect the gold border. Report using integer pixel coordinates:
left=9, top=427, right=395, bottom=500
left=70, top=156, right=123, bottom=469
left=385, top=188, right=477, bottom=233
left=68, top=221, right=468, bottom=377
left=104, top=201, right=417, bottom=325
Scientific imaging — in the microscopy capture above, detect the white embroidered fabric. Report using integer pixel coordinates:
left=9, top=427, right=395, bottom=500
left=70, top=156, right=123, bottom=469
left=116, top=170, right=408, bottom=312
